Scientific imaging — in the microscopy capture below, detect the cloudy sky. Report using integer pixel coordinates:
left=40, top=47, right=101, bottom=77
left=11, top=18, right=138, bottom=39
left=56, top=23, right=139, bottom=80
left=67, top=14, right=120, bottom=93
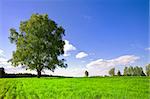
left=0, top=0, right=149, bottom=77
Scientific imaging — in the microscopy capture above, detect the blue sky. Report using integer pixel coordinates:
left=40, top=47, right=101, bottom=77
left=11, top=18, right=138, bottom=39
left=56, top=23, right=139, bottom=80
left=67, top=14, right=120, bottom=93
left=0, top=0, right=149, bottom=76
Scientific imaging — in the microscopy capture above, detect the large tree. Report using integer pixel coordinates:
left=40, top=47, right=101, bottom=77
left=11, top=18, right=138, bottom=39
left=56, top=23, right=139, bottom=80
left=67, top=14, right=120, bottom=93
left=8, top=14, right=67, bottom=78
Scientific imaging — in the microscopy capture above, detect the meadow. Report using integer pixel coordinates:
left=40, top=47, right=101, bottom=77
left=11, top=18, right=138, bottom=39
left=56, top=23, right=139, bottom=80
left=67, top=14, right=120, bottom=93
left=0, top=76, right=149, bottom=99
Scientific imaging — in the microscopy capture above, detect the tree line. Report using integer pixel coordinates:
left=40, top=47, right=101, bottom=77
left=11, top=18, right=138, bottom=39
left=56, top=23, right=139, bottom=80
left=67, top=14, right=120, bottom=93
left=108, top=64, right=150, bottom=76
left=85, top=64, right=150, bottom=77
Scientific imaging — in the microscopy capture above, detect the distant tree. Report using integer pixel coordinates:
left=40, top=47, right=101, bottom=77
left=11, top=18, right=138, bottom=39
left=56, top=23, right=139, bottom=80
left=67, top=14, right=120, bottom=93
left=109, top=68, right=115, bottom=76
left=146, top=64, right=150, bottom=76
left=123, top=66, right=146, bottom=76
left=85, top=70, right=89, bottom=77
left=139, top=67, right=146, bottom=76
left=141, top=70, right=146, bottom=76
left=136, top=66, right=141, bottom=76
left=128, top=66, right=133, bottom=76
left=8, top=14, right=67, bottom=78
left=133, top=66, right=139, bottom=76
left=123, top=67, right=128, bottom=76
left=0, top=68, right=5, bottom=78
left=127, top=67, right=130, bottom=76
left=130, top=66, right=134, bottom=76
left=117, top=70, right=121, bottom=76
left=133, top=66, right=145, bottom=76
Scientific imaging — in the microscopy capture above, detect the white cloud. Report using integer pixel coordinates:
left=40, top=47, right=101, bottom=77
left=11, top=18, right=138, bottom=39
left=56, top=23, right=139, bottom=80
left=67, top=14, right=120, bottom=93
left=0, top=49, right=4, bottom=58
left=87, top=55, right=140, bottom=68
left=0, top=49, right=10, bottom=69
left=0, top=57, right=36, bottom=74
left=0, top=49, right=8, bottom=68
left=50, top=68, right=85, bottom=77
left=0, top=49, right=35, bottom=74
left=145, top=47, right=150, bottom=51
left=76, top=52, right=88, bottom=59
left=86, top=55, right=140, bottom=76
left=7, top=67, right=37, bottom=74
left=63, top=40, right=76, bottom=57
left=63, top=53, right=70, bottom=57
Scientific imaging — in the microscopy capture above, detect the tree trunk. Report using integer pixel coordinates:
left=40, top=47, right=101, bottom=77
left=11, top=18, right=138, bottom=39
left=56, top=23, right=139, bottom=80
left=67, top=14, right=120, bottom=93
left=37, top=69, right=41, bottom=78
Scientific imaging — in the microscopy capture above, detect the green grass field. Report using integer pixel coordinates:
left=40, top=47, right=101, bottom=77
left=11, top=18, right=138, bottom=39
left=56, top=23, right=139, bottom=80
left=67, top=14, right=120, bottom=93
left=0, top=77, right=149, bottom=99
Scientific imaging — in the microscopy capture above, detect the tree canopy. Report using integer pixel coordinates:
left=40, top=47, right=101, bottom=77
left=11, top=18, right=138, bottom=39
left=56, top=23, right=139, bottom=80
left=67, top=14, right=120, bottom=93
left=8, top=14, right=67, bottom=78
